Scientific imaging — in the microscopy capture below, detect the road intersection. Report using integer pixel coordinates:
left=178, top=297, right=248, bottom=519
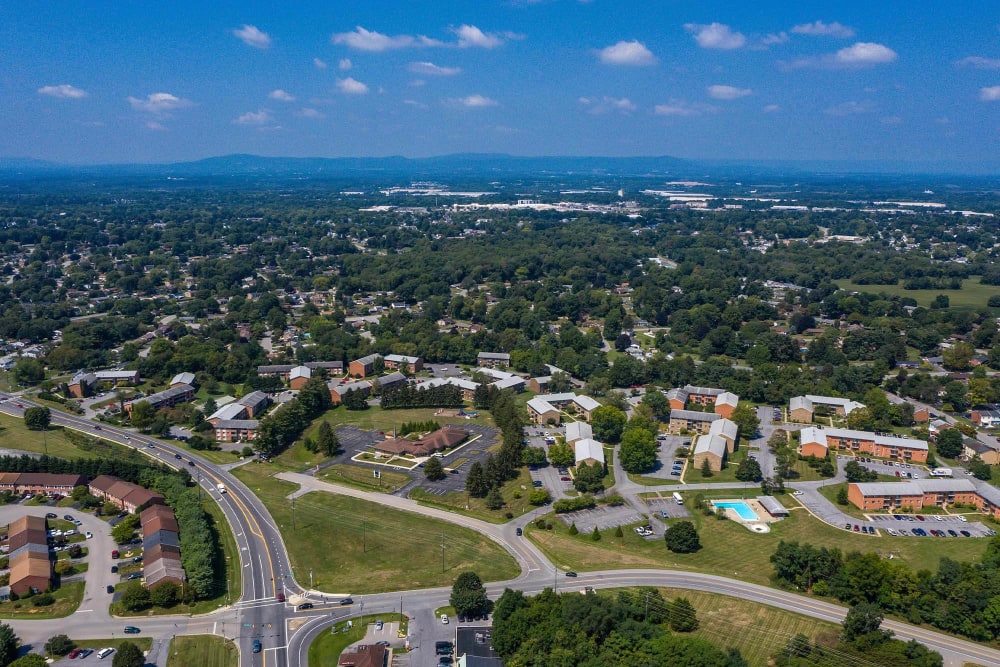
left=2, top=395, right=1000, bottom=666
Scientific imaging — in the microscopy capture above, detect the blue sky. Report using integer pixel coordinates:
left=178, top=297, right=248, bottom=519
left=3, top=1, right=999, bottom=166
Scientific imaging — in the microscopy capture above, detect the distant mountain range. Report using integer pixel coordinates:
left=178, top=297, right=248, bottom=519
left=1, top=153, right=997, bottom=178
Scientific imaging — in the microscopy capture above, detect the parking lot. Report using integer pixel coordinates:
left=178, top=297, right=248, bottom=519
left=840, top=454, right=926, bottom=479
left=556, top=504, right=646, bottom=533
left=642, top=435, right=690, bottom=480
left=645, top=497, right=692, bottom=520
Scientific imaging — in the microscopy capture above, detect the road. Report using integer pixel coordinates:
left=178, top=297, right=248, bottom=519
left=3, top=394, right=1000, bottom=666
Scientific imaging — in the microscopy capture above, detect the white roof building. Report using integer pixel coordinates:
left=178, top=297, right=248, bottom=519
left=574, top=438, right=605, bottom=466
left=565, top=422, right=593, bottom=444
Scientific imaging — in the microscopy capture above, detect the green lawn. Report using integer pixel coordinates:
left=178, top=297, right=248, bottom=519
left=527, top=494, right=990, bottom=588
left=817, top=483, right=868, bottom=519
left=627, top=472, right=681, bottom=486
left=167, top=635, right=238, bottom=667
left=67, top=637, right=153, bottom=655
left=689, top=446, right=750, bottom=484
left=410, top=467, right=535, bottom=523
left=656, top=588, right=839, bottom=667
left=834, top=277, right=1000, bottom=310
left=0, top=581, right=84, bottom=619
left=308, top=614, right=405, bottom=667
left=0, top=413, right=120, bottom=459
left=319, top=463, right=411, bottom=493
left=232, top=465, right=519, bottom=593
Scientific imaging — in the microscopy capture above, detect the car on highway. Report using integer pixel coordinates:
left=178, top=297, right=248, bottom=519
left=94, top=425, right=101, bottom=430
left=515, top=528, right=522, bottom=536
left=123, top=626, right=140, bottom=634
left=277, top=592, right=285, bottom=602
left=297, top=602, right=313, bottom=610
left=174, top=453, right=182, bottom=459
left=564, top=571, right=578, bottom=577
left=252, top=639, right=262, bottom=653
left=340, top=597, right=353, bottom=605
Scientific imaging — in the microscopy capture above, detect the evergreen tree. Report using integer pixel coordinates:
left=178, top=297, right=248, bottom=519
left=485, top=486, right=505, bottom=510
left=669, top=597, right=699, bottom=632
left=465, top=462, right=490, bottom=498
left=424, top=456, right=446, bottom=481
left=316, top=421, right=339, bottom=456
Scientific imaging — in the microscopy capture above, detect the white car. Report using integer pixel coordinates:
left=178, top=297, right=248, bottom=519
left=959, top=516, right=968, bottom=522
left=440, top=614, right=449, bottom=624
left=85, top=531, right=93, bottom=539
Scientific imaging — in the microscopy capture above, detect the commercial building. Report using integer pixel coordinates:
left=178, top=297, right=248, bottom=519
left=338, top=644, right=388, bottom=667
left=798, top=426, right=928, bottom=463
left=374, top=426, right=469, bottom=457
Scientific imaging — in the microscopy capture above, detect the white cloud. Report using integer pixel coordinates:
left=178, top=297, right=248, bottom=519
left=234, top=109, right=273, bottom=125
left=408, top=61, right=462, bottom=76
left=684, top=23, right=746, bottom=50
left=579, top=96, right=637, bottom=114
left=127, top=92, right=192, bottom=114
left=336, top=77, right=370, bottom=95
left=825, top=100, right=875, bottom=116
left=834, top=42, right=897, bottom=65
left=707, top=85, right=752, bottom=100
left=37, top=84, right=87, bottom=99
left=233, top=24, right=271, bottom=49
left=403, top=99, right=429, bottom=109
left=313, top=57, right=328, bottom=69
left=449, top=94, right=498, bottom=108
left=761, top=32, right=789, bottom=46
left=956, top=56, right=1000, bottom=70
left=331, top=26, right=441, bottom=51
left=654, top=100, right=715, bottom=116
left=790, top=21, right=855, bottom=38
left=763, top=104, right=781, bottom=113
left=980, top=86, right=1000, bottom=101
left=145, top=121, right=166, bottom=131
left=453, top=24, right=506, bottom=49
left=268, top=89, right=295, bottom=102
left=597, top=40, right=656, bottom=66
left=339, top=58, right=353, bottom=70
left=297, top=108, right=324, bottom=119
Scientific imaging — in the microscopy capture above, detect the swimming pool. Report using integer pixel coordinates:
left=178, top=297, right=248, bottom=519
left=713, top=501, right=759, bottom=521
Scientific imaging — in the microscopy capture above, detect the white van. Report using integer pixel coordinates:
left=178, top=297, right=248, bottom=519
left=97, top=647, right=114, bottom=658
left=672, top=492, right=684, bottom=505
left=217, top=483, right=227, bottom=494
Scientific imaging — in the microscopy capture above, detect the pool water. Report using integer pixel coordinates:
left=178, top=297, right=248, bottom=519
left=713, top=501, right=759, bottom=521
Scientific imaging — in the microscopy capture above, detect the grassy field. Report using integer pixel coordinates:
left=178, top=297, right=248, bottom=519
left=0, top=581, right=84, bottom=619
left=308, top=613, right=405, bottom=667
left=64, top=637, right=153, bottom=656
left=319, top=463, right=412, bottom=493
left=817, top=483, right=868, bottom=520
left=410, top=467, right=534, bottom=523
left=835, top=277, right=1000, bottom=309
left=688, top=446, right=750, bottom=484
left=527, top=495, right=990, bottom=588
left=167, top=635, right=238, bottom=667
left=655, top=588, right=839, bottom=667
left=627, top=472, right=681, bottom=486
left=232, top=464, right=519, bottom=593
left=0, top=413, right=117, bottom=460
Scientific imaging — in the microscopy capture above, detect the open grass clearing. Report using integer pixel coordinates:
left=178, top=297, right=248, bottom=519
left=527, top=492, right=989, bottom=588
left=308, top=613, right=405, bottom=667
left=0, top=413, right=114, bottom=460
left=65, top=637, right=153, bottom=655
left=688, top=446, right=750, bottom=484
left=0, top=581, right=84, bottom=619
left=167, top=635, right=238, bottom=667
left=319, top=463, right=411, bottom=493
left=817, top=483, right=868, bottom=519
left=834, top=277, right=1000, bottom=310
left=232, top=464, right=519, bottom=593
left=652, top=587, right=839, bottom=667
left=410, top=467, right=534, bottom=524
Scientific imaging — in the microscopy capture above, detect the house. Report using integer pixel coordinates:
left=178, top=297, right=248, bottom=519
left=971, top=408, right=1000, bottom=428
left=349, top=354, right=381, bottom=378
left=574, top=438, right=605, bottom=466
left=964, top=439, right=1000, bottom=466
left=124, top=384, right=195, bottom=415
left=329, top=380, right=372, bottom=405
left=89, top=475, right=165, bottom=513
left=667, top=409, right=720, bottom=435
left=693, top=434, right=728, bottom=472
left=714, top=392, right=739, bottom=418
left=289, top=366, right=312, bottom=390
left=929, top=419, right=951, bottom=437
left=8, top=515, right=50, bottom=595
left=913, top=407, right=930, bottom=423
left=214, top=419, right=260, bottom=442
left=476, top=352, right=511, bottom=368
left=528, top=376, right=551, bottom=393
left=564, top=422, right=593, bottom=445
left=707, top=419, right=738, bottom=452
left=338, top=644, right=388, bottom=667
left=799, top=426, right=928, bottom=463
left=170, top=372, right=196, bottom=388
left=0, top=473, right=85, bottom=496
left=383, top=354, right=423, bottom=373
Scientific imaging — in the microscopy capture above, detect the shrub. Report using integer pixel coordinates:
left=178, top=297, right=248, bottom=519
left=553, top=496, right=597, bottom=513
left=32, top=593, right=55, bottom=607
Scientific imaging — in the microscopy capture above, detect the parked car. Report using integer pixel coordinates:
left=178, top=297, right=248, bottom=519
left=376, top=619, right=384, bottom=630
left=111, top=565, right=118, bottom=574
left=127, top=573, right=142, bottom=580
left=45, top=512, right=57, bottom=519
left=63, top=514, right=74, bottom=521
left=439, top=614, right=448, bottom=625
left=961, top=530, right=972, bottom=537
left=77, top=649, right=93, bottom=658
left=948, top=530, right=958, bottom=537
left=107, top=585, right=115, bottom=594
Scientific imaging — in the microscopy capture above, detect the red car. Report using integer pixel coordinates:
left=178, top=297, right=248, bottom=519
left=67, top=649, right=80, bottom=659
left=560, top=476, right=571, bottom=481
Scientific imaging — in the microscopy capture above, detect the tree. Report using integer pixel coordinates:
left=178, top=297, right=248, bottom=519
left=935, top=428, right=963, bottom=459
left=837, top=487, right=849, bottom=505
left=521, top=447, right=547, bottom=467
left=942, top=342, right=975, bottom=371
left=782, top=633, right=812, bottom=658
left=591, top=525, right=601, bottom=541
left=735, top=456, right=762, bottom=482
left=466, top=462, right=490, bottom=498
left=841, top=602, right=885, bottom=643
left=424, top=456, right=446, bottom=481
left=547, top=442, right=575, bottom=468
left=484, top=486, right=504, bottom=510
left=149, top=581, right=180, bottom=608
left=669, top=597, right=699, bottom=632
left=129, top=400, right=156, bottom=430
left=0, top=623, right=18, bottom=666
left=664, top=521, right=701, bottom=553
left=316, top=421, right=339, bottom=456
left=8, top=656, right=47, bottom=667
left=573, top=461, right=605, bottom=493
left=450, top=571, right=490, bottom=618
left=700, top=457, right=713, bottom=478
left=342, top=388, right=369, bottom=411
left=730, top=404, right=760, bottom=442
left=45, top=634, right=75, bottom=656
left=619, top=427, right=657, bottom=473
left=118, top=582, right=151, bottom=612
left=23, top=406, right=51, bottom=431
left=12, top=358, right=44, bottom=386
left=112, top=514, right=140, bottom=544
left=528, top=488, right=550, bottom=505
left=968, top=454, right=992, bottom=481
left=112, top=641, right=144, bottom=667
left=591, top=405, right=627, bottom=444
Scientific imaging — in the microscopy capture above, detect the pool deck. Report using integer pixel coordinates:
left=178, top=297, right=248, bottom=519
left=711, top=498, right=783, bottom=533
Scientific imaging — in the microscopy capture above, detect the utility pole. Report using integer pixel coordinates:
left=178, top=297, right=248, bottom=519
left=310, top=568, right=314, bottom=589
